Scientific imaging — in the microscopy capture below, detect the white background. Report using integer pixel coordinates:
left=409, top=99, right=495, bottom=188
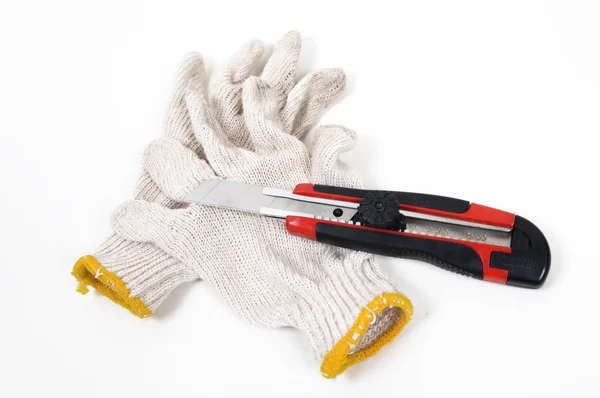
left=1, top=1, right=599, bottom=396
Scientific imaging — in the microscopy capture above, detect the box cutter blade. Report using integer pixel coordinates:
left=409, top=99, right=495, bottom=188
left=183, top=181, right=551, bottom=288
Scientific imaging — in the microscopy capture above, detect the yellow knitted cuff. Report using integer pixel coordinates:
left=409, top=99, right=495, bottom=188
left=320, top=292, right=413, bottom=378
left=71, top=255, right=152, bottom=318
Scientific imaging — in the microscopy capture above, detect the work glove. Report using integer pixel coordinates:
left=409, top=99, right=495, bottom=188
left=110, top=77, right=413, bottom=378
left=72, top=31, right=346, bottom=317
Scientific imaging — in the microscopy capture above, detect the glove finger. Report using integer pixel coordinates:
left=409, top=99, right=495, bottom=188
left=143, top=137, right=217, bottom=202
left=311, top=125, right=362, bottom=188
left=212, top=39, right=264, bottom=137
left=218, top=39, right=264, bottom=84
left=111, top=200, right=185, bottom=244
left=186, top=75, right=252, bottom=175
left=164, top=52, right=206, bottom=154
left=281, top=68, right=346, bottom=139
left=242, top=77, right=302, bottom=154
left=261, top=30, right=301, bottom=109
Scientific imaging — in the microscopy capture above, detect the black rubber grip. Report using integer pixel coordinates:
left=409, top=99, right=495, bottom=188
left=489, top=215, right=551, bottom=288
left=315, top=223, right=484, bottom=278
left=313, top=184, right=471, bottom=213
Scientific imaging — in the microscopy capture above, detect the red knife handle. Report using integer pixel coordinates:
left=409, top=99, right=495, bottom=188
left=287, top=187, right=551, bottom=288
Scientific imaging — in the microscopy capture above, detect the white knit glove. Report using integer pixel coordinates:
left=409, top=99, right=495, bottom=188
left=111, top=79, right=413, bottom=378
left=72, top=31, right=346, bottom=317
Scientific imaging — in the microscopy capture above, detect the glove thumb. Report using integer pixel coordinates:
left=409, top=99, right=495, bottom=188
left=111, top=200, right=184, bottom=244
left=311, top=125, right=362, bottom=188
left=143, top=137, right=217, bottom=202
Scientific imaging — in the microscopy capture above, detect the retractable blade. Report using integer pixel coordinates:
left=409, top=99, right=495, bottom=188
left=184, top=180, right=551, bottom=288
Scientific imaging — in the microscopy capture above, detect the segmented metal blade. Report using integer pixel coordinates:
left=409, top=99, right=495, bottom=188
left=183, top=180, right=359, bottom=221
left=184, top=180, right=273, bottom=214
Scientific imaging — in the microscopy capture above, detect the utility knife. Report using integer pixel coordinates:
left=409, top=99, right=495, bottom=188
left=183, top=181, right=551, bottom=288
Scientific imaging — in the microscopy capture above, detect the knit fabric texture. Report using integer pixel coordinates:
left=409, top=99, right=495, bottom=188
left=110, top=75, right=413, bottom=377
left=73, top=31, right=347, bottom=314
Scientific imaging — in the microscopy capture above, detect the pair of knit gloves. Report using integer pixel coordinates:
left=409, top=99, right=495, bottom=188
left=72, top=31, right=413, bottom=378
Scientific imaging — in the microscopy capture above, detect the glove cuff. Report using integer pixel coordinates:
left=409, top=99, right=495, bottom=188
left=71, top=234, right=197, bottom=318
left=291, top=252, right=413, bottom=378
